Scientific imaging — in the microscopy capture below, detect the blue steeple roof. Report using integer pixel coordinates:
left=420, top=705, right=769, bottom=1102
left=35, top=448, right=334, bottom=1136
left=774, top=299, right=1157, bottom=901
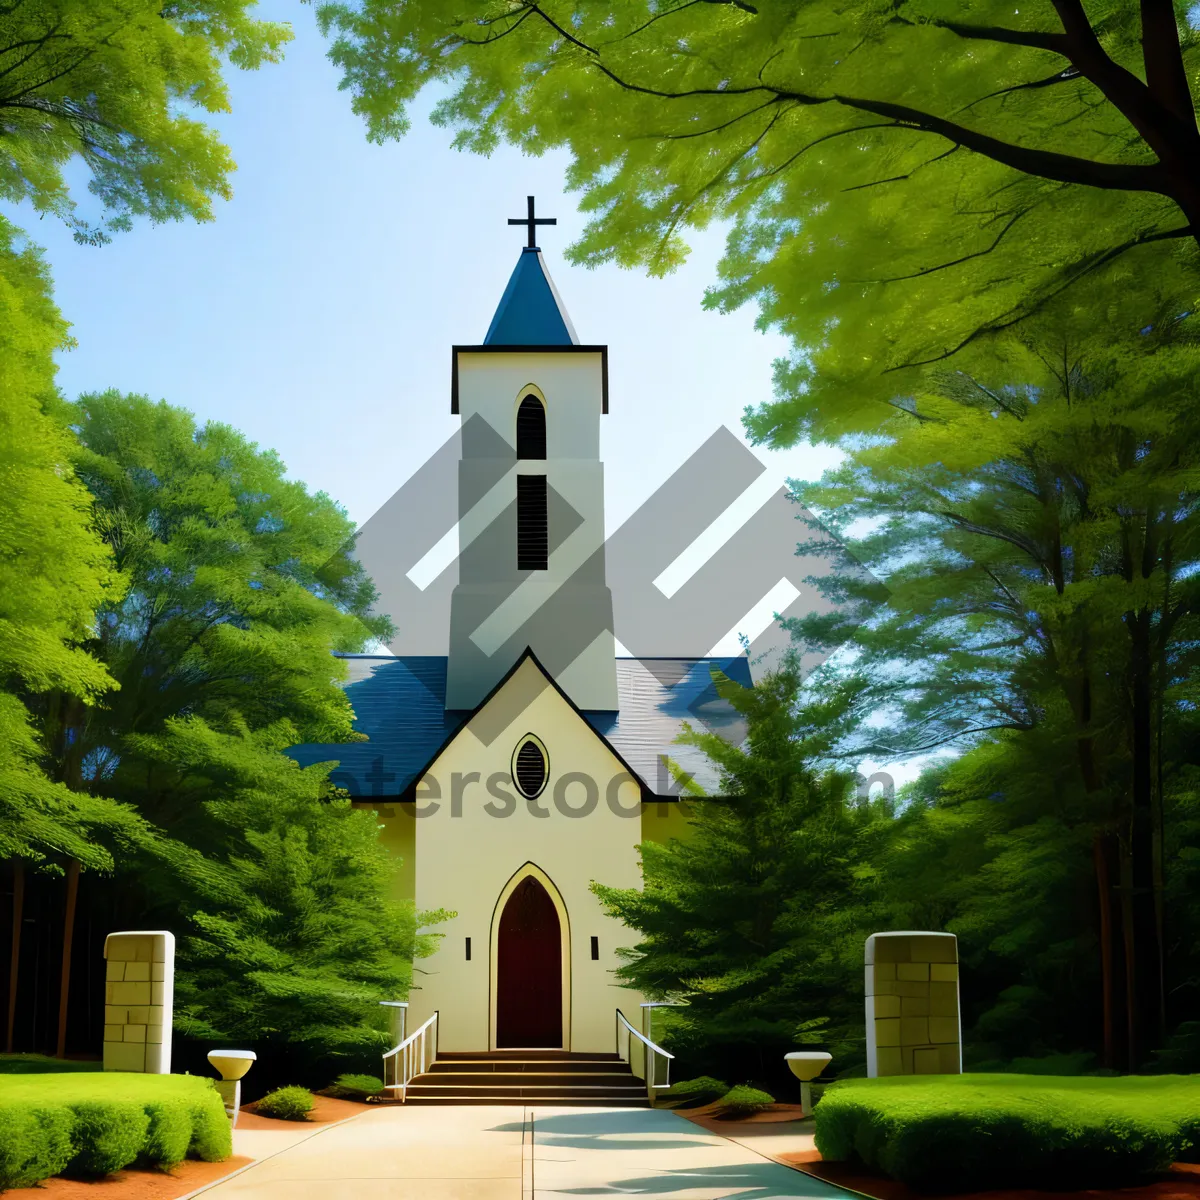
left=484, top=247, right=579, bottom=346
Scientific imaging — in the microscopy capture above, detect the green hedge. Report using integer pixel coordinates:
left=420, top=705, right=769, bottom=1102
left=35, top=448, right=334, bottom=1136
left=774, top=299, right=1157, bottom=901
left=661, top=1076, right=730, bottom=1108
left=254, top=1086, right=314, bottom=1121
left=321, top=1073, right=384, bottom=1101
left=716, top=1085, right=775, bottom=1118
left=814, top=1073, right=1200, bottom=1191
left=0, top=1072, right=231, bottom=1189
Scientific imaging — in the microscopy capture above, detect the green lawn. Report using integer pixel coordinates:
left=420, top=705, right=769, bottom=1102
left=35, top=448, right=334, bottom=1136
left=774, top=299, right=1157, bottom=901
left=0, top=1071, right=231, bottom=1189
left=814, top=1073, right=1200, bottom=1191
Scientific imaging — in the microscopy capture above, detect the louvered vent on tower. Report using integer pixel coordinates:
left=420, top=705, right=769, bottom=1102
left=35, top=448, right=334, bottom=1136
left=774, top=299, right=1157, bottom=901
left=517, top=474, right=548, bottom=570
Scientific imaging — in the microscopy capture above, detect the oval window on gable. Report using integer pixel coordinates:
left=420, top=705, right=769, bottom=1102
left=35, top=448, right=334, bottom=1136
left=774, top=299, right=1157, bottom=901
left=512, top=734, right=548, bottom=800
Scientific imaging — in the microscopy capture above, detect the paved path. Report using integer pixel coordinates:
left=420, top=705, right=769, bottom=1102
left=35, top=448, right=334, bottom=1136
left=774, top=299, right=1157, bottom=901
left=188, top=1105, right=851, bottom=1200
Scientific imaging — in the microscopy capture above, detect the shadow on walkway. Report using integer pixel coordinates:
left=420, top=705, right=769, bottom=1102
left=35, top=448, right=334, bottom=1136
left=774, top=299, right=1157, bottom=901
left=489, top=1107, right=713, bottom=1153
left=551, top=1159, right=850, bottom=1197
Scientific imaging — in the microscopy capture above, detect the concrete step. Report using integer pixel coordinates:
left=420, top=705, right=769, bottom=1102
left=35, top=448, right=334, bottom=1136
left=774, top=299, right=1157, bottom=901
left=404, top=1080, right=645, bottom=1097
left=393, top=1094, right=648, bottom=1107
left=383, top=1049, right=648, bottom=1106
left=425, top=1071, right=636, bottom=1086
left=428, top=1062, right=633, bottom=1078
left=435, top=1050, right=622, bottom=1062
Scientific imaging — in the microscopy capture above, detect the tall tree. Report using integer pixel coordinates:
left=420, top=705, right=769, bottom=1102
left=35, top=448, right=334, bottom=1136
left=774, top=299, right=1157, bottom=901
left=0, top=0, right=291, bottom=244
left=783, top=288, right=1200, bottom=1067
left=0, top=218, right=125, bottom=869
left=593, top=659, right=891, bottom=1084
left=58, top=388, right=389, bottom=783
left=0, top=217, right=135, bottom=1055
left=311, top=0, right=1199, bottom=418
left=29, top=390, right=429, bottom=1073
left=126, top=716, right=442, bottom=1076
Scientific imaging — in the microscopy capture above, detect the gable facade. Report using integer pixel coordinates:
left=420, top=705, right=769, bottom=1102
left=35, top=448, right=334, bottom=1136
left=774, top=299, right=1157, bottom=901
left=404, top=653, right=645, bottom=1051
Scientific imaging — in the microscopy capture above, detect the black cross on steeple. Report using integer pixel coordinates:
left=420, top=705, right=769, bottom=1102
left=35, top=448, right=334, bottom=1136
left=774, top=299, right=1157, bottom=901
left=508, top=195, right=556, bottom=249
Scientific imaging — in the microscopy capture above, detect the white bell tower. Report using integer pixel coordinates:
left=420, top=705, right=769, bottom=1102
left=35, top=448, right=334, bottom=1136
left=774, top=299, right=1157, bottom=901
left=445, top=199, right=617, bottom=712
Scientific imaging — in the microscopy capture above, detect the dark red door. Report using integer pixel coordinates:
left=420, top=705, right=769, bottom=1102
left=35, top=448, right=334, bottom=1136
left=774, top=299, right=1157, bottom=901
left=496, top=876, right=563, bottom=1048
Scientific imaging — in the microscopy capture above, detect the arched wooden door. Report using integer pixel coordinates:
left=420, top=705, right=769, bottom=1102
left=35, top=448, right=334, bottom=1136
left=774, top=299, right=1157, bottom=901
left=495, top=876, right=563, bottom=1048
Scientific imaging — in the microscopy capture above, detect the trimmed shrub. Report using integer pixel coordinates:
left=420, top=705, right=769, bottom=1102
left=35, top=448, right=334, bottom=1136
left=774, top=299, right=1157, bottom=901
left=68, top=1101, right=151, bottom=1176
left=814, top=1074, right=1200, bottom=1191
left=187, top=1091, right=235, bottom=1162
left=1177, top=1107, right=1200, bottom=1165
left=662, top=1076, right=730, bottom=1108
left=715, top=1085, right=775, bottom=1118
left=254, top=1086, right=315, bottom=1121
left=142, top=1099, right=194, bottom=1167
left=0, top=1073, right=230, bottom=1189
left=321, top=1073, right=384, bottom=1101
left=0, top=1104, right=74, bottom=1189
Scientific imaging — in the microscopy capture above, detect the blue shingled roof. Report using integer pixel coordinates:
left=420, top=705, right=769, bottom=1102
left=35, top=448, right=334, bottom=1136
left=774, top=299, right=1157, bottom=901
left=285, top=655, right=751, bottom=799
left=484, top=248, right=579, bottom=345
left=287, top=657, right=465, bottom=798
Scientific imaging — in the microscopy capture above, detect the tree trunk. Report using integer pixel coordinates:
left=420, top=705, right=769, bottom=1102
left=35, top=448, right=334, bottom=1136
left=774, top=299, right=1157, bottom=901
left=1128, top=611, right=1163, bottom=1065
left=1153, top=546, right=1171, bottom=1038
left=1092, top=833, right=1115, bottom=1069
left=5, top=859, right=24, bottom=1053
left=1073, top=671, right=1116, bottom=1068
left=56, top=858, right=80, bottom=1059
left=1118, top=830, right=1138, bottom=1071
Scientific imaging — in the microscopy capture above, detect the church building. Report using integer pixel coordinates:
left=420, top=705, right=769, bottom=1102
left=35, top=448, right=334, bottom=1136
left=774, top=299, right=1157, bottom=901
left=287, top=202, right=750, bottom=1078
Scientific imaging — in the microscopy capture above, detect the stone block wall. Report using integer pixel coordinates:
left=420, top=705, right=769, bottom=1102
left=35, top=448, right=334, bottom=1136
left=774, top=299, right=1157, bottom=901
left=103, top=931, right=174, bottom=1073
left=865, top=931, right=960, bottom=1076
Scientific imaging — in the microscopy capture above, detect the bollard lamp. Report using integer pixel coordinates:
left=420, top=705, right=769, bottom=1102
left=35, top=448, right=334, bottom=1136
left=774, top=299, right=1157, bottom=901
left=784, top=1051, right=832, bottom=1117
left=207, top=1050, right=256, bottom=1127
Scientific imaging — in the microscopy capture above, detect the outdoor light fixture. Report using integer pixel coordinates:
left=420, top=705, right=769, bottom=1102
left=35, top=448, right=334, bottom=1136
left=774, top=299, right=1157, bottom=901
left=207, top=1049, right=256, bottom=1126
left=784, top=1051, right=832, bottom=1116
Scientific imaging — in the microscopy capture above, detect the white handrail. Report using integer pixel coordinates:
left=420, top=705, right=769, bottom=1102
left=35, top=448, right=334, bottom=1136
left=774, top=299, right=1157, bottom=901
left=381, top=1010, right=438, bottom=1102
left=616, top=1007, right=674, bottom=1103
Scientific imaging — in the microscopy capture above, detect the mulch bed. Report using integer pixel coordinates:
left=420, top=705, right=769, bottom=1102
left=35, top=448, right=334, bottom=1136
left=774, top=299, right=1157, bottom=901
left=675, top=1100, right=811, bottom=1131
left=235, top=1093, right=372, bottom=1130
left=783, top=1151, right=1200, bottom=1200
left=1, top=1157, right=253, bottom=1200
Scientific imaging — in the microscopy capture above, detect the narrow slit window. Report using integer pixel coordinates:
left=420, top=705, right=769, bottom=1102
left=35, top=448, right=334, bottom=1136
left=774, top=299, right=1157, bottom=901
left=517, top=475, right=548, bottom=571
left=516, top=395, right=546, bottom=459
left=465, top=937, right=472, bottom=961
left=590, top=936, right=599, bottom=961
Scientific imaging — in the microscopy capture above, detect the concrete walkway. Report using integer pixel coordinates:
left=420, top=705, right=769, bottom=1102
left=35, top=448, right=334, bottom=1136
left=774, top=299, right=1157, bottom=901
left=187, top=1105, right=852, bottom=1200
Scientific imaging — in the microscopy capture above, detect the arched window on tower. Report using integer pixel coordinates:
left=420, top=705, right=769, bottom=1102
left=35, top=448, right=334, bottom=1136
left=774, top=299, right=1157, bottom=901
left=516, top=395, right=546, bottom=459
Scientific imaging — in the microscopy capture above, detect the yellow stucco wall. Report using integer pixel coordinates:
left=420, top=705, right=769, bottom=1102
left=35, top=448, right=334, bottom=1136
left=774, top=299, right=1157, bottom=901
left=404, top=655, right=646, bottom=1052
